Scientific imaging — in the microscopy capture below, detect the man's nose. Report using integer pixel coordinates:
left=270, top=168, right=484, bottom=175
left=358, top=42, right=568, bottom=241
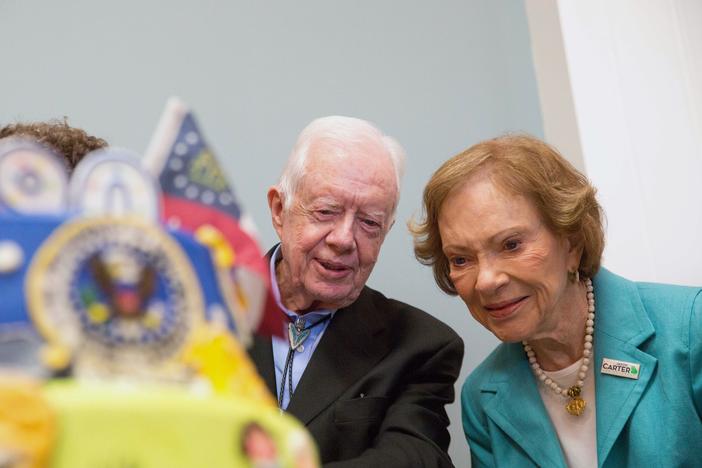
left=326, top=216, right=355, bottom=252
left=474, top=257, right=508, bottom=295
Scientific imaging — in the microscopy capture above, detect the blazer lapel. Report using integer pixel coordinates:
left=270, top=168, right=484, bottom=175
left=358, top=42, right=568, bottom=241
left=593, top=270, right=656, bottom=465
left=481, top=344, right=566, bottom=467
left=286, top=288, right=390, bottom=425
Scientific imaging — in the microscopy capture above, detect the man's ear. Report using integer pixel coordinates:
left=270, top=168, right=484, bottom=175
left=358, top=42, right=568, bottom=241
left=268, top=186, right=285, bottom=239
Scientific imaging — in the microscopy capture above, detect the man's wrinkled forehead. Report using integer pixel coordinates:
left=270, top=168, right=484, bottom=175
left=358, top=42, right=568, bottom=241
left=305, top=137, right=395, bottom=184
left=306, top=133, right=387, bottom=161
left=304, top=155, right=395, bottom=208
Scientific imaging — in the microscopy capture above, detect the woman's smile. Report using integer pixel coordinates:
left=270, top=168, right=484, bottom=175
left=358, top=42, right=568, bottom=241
left=483, top=296, right=529, bottom=320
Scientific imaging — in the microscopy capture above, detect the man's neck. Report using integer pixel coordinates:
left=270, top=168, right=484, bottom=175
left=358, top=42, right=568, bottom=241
left=274, top=259, right=319, bottom=313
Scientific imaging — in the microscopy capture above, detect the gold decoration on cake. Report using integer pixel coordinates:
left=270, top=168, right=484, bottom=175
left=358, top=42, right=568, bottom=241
left=143, top=307, right=163, bottom=329
left=194, top=224, right=252, bottom=337
left=182, top=323, right=274, bottom=406
left=195, top=224, right=236, bottom=269
left=40, top=345, right=71, bottom=371
left=87, top=302, right=110, bottom=324
left=0, top=376, right=55, bottom=468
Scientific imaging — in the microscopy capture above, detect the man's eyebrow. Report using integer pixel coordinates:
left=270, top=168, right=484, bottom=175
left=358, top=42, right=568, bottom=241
left=310, top=198, right=342, bottom=209
left=302, top=196, right=335, bottom=206
left=358, top=209, right=388, bottom=220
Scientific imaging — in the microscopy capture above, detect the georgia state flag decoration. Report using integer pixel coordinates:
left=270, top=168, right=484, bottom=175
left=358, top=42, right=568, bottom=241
left=143, top=97, right=283, bottom=341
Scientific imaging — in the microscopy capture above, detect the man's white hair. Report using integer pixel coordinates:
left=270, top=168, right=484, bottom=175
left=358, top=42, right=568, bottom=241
left=277, top=116, right=406, bottom=216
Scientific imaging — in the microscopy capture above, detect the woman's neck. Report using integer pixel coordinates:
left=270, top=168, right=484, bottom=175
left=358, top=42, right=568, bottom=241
left=528, top=281, right=589, bottom=371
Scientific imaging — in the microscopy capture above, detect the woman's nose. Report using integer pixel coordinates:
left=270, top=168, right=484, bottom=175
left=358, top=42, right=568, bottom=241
left=474, top=258, right=508, bottom=295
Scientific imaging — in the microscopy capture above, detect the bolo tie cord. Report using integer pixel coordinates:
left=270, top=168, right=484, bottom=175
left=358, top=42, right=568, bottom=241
left=278, top=314, right=332, bottom=410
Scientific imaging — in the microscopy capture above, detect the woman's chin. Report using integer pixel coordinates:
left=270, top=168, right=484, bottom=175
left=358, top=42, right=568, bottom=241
left=489, top=326, right=531, bottom=344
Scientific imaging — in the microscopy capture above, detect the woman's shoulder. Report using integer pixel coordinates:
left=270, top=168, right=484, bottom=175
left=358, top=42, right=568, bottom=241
left=635, top=280, right=702, bottom=310
left=596, top=268, right=702, bottom=343
left=636, top=281, right=702, bottom=345
left=596, top=268, right=701, bottom=314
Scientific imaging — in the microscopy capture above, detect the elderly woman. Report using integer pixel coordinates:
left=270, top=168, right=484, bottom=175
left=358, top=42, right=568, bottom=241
left=411, top=135, right=702, bottom=467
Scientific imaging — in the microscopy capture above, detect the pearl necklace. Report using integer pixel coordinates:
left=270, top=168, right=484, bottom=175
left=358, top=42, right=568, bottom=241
left=523, top=277, right=594, bottom=416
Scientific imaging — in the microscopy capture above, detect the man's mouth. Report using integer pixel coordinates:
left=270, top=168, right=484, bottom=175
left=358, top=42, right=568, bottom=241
left=316, top=259, right=352, bottom=275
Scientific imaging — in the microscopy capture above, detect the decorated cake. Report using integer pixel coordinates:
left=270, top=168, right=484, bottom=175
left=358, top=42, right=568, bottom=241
left=0, top=103, right=318, bottom=468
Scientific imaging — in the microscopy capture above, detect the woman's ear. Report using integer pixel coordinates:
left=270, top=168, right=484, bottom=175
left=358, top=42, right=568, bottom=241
left=567, top=234, right=585, bottom=269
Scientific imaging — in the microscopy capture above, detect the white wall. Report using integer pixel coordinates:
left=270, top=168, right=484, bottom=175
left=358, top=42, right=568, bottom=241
left=0, top=1, right=544, bottom=465
left=527, top=0, right=702, bottom=286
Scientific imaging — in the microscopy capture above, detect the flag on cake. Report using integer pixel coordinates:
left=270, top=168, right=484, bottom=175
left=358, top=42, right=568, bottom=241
left=143, top=98, right=283, bottom=341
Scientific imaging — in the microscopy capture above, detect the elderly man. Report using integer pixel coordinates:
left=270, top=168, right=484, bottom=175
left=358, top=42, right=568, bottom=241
left=250, top=116, right=464, bottom=467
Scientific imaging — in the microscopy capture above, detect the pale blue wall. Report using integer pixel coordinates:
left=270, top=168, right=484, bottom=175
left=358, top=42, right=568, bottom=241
left=0, top=1, right=542, bottom=465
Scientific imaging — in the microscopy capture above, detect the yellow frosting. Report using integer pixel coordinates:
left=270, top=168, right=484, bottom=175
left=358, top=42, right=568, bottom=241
left=0, top=376, right=55, bottom=468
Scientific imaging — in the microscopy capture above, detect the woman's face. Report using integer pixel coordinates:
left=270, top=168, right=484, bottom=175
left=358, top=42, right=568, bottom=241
left=438, top=173, right=580, bottom=343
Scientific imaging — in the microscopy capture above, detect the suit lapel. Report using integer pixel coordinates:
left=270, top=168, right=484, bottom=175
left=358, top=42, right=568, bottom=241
left=257, top=245, right=391, bottom=423
left=593, top=270, right=656, bottom=465
left=249, top=335, right=277, bottom=396
left=249, top=245, right=281, bottom=397
left=286, top=288, right=390, bottom=425
left=481, top=344, right=567, bottom=467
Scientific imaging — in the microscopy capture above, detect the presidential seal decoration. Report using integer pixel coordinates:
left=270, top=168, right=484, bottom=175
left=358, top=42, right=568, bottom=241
left=0, top=137, right=68, bottom=215
left=68, top=148, right=161, bottom=221
left=25, top=217, right=205, bottom=380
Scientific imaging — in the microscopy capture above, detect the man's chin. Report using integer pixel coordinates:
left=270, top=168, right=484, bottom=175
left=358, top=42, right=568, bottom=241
left=308, top=285, right=360, bottom=310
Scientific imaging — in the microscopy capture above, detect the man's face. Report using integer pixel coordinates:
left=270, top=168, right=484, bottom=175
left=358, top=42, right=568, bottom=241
left=269, top=142, right=397, bottom=312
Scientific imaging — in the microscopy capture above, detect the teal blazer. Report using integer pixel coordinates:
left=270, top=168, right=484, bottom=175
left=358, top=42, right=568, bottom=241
left=462, top=269, right=702, bottom=467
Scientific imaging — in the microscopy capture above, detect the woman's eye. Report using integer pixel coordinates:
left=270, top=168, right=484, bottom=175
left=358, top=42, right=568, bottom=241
left=504, top=239, right=521, bottom=251
left=450, top=257, right=468, bottom=267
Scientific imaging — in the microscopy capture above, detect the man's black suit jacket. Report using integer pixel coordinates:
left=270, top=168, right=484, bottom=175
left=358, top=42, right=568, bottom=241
left=249, top=284, right=464, bottom=467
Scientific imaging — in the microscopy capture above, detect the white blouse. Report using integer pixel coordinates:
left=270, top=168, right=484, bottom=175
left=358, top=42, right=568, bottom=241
left=538, top=358, right=598, bottom=468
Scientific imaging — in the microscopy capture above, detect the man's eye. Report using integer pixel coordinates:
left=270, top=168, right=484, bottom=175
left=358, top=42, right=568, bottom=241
left=360, top=218, right=380, bottom=229
left=316, top=209, right=335, bottom=218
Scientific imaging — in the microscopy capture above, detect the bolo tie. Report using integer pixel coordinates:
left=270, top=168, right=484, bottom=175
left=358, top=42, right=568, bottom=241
left=278, top=314, right=332, bottom=410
